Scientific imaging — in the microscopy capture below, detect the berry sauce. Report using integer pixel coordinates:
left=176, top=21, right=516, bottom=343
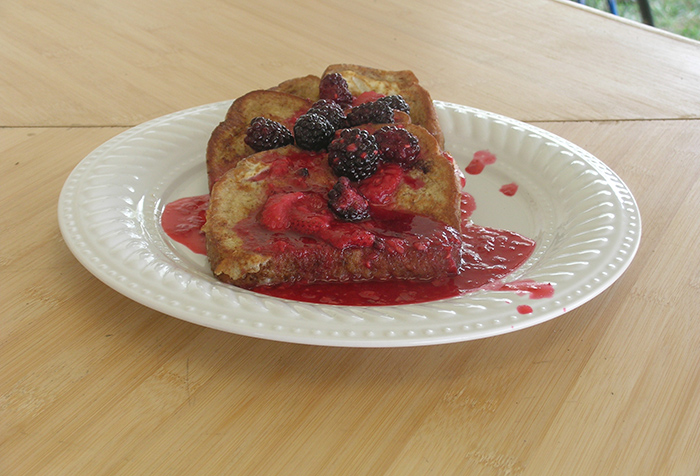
left=162, top=193, right=547, bottom=306
left=161, top=195, right=209, bottom=254
left=466, top=150, right=497, bottom=175
left=500, top=182, right=518, bottom=196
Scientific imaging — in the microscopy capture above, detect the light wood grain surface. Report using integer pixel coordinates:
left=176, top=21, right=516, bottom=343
left=2, top=0, right=700, bottom=475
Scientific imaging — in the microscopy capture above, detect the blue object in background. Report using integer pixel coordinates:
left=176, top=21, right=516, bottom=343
left=571, top=0, right=653, bottom=26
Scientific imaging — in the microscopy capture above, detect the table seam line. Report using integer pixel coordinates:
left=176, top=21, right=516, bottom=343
left=2, top=116, right=699, bottom=130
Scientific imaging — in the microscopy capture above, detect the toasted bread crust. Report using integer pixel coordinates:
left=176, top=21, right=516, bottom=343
left=269, top=74, right=321, bottom=101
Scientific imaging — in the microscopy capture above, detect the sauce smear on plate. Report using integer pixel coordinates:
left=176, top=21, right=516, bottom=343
left=161, top=195, right=209, bottom=254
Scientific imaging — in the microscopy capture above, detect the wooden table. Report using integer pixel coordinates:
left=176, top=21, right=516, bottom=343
left=3, top=0, right=700, bottom=474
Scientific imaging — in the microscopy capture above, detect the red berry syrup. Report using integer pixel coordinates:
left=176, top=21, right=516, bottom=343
left=161, top=195, right=209, bottom=254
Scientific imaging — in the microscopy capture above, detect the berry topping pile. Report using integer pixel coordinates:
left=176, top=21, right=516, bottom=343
left=245, top=71, right=415, bottom=158
left=374, top=125, right=421, bottom=167
left=248, top=74, right=426, bottom=231
left=327, top=177, right=370, bottom=222
left=244, top=117, right=294, bottom=152
left=318, top=73, right=353, bottom=108
left=293, top=113, right=336, bottom=151
left=327, top=128, right=381, bottom=181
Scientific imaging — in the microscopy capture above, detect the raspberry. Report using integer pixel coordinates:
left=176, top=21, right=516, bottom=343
left=375, top=95, right=410, bottom=114
left=346, top=100, right=395, bottom=127
left=244, top=117, right=294, bottom=152
left=307, top=99, right=346, bottom=130
left=327, top=177, right=370, bottom=222
left=373, top=126, right=421, bottom=167
left=319, top=73, right=353, bottom=108
left=328, top=128, right=381, bottom=181
left=293, top=113, right=335, bottom=151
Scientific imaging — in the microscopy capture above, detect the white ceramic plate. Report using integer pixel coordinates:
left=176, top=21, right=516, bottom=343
left=58, top=100, right=641, bottom=347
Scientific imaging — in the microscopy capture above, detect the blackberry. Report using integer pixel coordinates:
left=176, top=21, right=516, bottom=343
left=319, top=73, right=353, bottom=108
left=307, top=99, right=346, bottom=130
left=346, top=100, right=395, bottom=127
left=375, top=95, right=410, bottom=114
left=244, top=116, right=294, bottom=152
left=374, top=126, right=421, bottom=167
left=293, top=113, right=335, bottom=151
left=327, top=177, right=370, bottom=222
left=328, top=128, right=381, bottom=181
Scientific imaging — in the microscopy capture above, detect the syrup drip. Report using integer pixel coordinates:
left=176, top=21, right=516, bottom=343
left=500, top=182, right=518, bottom=196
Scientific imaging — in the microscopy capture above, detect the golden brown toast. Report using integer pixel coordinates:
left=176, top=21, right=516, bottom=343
left=269, top=74, right=321, bottom=101
left=203, top=124, right=462, bottom=288
left=206, top=65, right=444, bottom=189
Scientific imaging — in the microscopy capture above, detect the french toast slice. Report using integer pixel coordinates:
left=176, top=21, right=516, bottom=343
left=206, top=65, right=444, bottom=189
left=203, top=123, right=463, bottom=288
left=206, top=90, right=313, bottom=188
